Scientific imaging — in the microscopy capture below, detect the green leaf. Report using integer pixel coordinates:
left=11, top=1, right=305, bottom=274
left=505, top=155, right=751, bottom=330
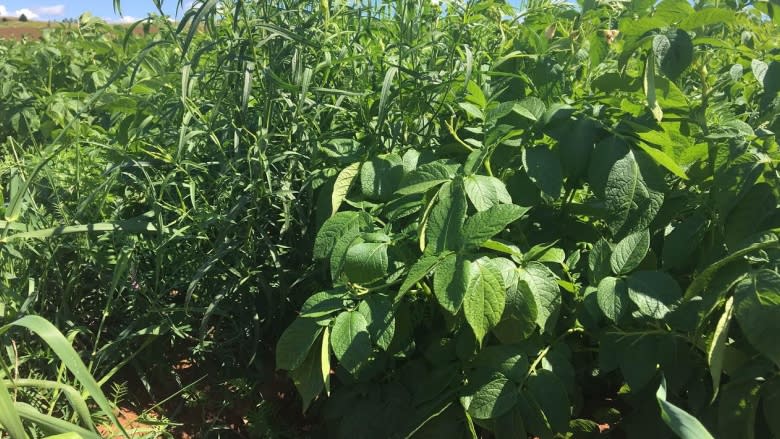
left=0, top=378, right=26, bottom=439
left=513, top=97, right=546, bottom=121
left=357, top=295, right=395, bottom=350
left=426, top=181, right=467, bottom=253
left=751, top=59, right=768, bottom=84
left=332, top=162, right=361, bottom=215
left=684, top=232, right=779, bottom=299
left=434, top=253, right=469, bottom=314
left=343, top=242, right=389, bottom=284
left=276, top=317, right=324, bottom=370
left=656, top=377, right=715, bottom=439
left=610, top=230, right=650, bottom=275
left=396, top=161, right=456, bottom=195
left=464, top=175, right=510, bottom=212
left=330, top=311, right=372, bottom=375
left=663, top=214, right=708, bottom=270
left=461, top=204, right=529, bottom=249
left=398, top=253, right=447, bottom=299
left=300, top=290, right=346, bottom=318
left=679, top=8, right=735, bottom=30
left=588, top=239, right=613, bottom=284
left=762, top=378, right=780, bottom=438
left=494, top=279, right=538, bottom=344
left=636, top=143, right=687, bottom=179
left=459, top=102, right=485, bottom=120
left=525, top=370, right=570, bottom=434
left=707, top=296, right=733, bottom=401
left=523, top=147, right=562, bottom=199
left=653, top=29, right=693, bottom=79
left=626, top=271, right=682, bottom=319
left=314, top=211, right=369, bottom=260
left=718, top=377, right=762, bottom=439
left=519, top=262, right=560, bottom=334
left=360, top=155, right=404, bottom=201
left=603, top=148, right=665, bottom=238
left=733, top=270, right=780, bottom=368
left=0, top=316, right=126, bottom=437
left=516, top=392, right=553, bottom=439
left=465, top=374, right=517, bottom=420
left=596, top=276, right=629, bottom=323
left=463, top=258, right=506, bottom=345
left=290, top=339, right=325, bottom=412
left=644, top=53, right=663, bottom=122
left=494, top=406, right=527, bottom=439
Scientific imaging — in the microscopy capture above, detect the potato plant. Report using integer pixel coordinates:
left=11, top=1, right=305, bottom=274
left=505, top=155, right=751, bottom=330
left=276, top=0, right=780, bottom=437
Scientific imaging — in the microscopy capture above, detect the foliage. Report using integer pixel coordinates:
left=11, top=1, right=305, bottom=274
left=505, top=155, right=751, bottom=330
left=273, top=0, right=780, bottom=437
left=0, top=0, right=778, bottom=436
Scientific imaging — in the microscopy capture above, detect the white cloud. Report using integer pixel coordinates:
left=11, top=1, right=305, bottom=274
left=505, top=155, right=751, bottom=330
left=15, top=8, right=39, bottom=19
left=0, top=6, right=9, bottom=16
left=34, top=5, right=65, bottom=16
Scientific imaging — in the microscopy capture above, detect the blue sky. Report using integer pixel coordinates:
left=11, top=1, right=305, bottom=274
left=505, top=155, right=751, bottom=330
left=0, top=1, right=185, bottom=22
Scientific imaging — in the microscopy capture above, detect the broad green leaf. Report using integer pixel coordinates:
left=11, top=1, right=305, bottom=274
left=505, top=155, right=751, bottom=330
left=653, top=29, right=693, bottom=79
left=434, top=253, right=469, bottom=314
left=663, top=214, right=708, bottom=270
left=519, top=262, right=560, bottom=334
left=463, top=258, right=506, bottom=345
left=516, top=392, right=553, bottom=439
left=300, top=290, right=346, bottom=318
left=314, top=211, right=369, bottom=260
left=710, top=152, right=764, bottom=218
left=332, top=162, right=361, bottom=215
left=461, top=204, right=529, bottom=249
left=513, top=97, right=546, bottom=121
left=762, top=378, right=780, bottom=438
left=464, top=175, right=510, bottom=212
left=426, top=181, right=467, bottom=253
left=465, top=374, right=517, bottom=420
left=653, top=0, right=695, bottom=23
left=751, top=59, right=768, bottom=84
left=626, top=271, right=682, bottom=319
left=679, top=8, right=735, bottom=30
left=290, top=339, right=325, bottom=412
left=330, top=228, right=362, bottom=282
left=684, top=232, right=779, bottom=299
left=330, top=311, right=372, bottom=375
left=718, top=377, right=762, bottom=439
left=466, top=80, right=487, bottom=108
left=596, top=277, right=629, bottom=323
left=471, top=345, right=530, bottom=383
left=733, top=270, right=780, bottom=368
left=636, top=143, right=687, bottom=179
left=396, top=161, right=456, bottom=195
left=357, top=295, right=395, bottom=350
left=588, top=239, right=613, bottom=285
left=459, top=102, right=484, bottom=120
left=398, top=253, right=447, bottom=299
left=494, top=406, right=527, bottom=439
left=360, top=155, right=404, bottom=201
left=603, top=148, right=665, bottom=238
left=343, top=242, right=389, bottom=284
left=523, top=147, right=562, bottom=199
left=618, top=334, right=659, bottom=390
left=656, top=377, right=715, bottom=439
left=525, top=370, right=570, bottom=434
left=494, top=279, right=538, bottom=344
left=610, top=230, right=650, bottom=275
left=707, top=296, right=733, bottom=401
left=276, top=317, right=324, bottom=370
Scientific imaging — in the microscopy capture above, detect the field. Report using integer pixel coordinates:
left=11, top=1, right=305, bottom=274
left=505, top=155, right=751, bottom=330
left=0, top=0, right=779, bottom=437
